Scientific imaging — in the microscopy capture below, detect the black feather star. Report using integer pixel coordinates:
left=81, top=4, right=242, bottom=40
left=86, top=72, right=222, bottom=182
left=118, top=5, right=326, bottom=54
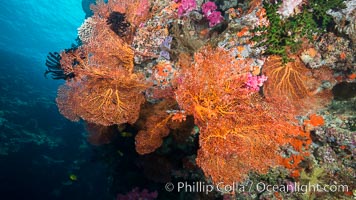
left=44, top=52, right=73, bottom=80
left=106, top=12, right=130, bottom=37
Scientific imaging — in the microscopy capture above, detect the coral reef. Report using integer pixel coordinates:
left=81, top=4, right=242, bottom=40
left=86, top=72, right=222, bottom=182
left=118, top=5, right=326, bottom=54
left=327, top=0, right=356, bottom=49
left=315, top=32, right=355, bottom=71
left=48, top=0, right=356, bottom=198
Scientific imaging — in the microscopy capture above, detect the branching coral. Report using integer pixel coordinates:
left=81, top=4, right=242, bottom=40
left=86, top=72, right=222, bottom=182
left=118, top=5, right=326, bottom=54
left=78, top=17, right=96, bottom=44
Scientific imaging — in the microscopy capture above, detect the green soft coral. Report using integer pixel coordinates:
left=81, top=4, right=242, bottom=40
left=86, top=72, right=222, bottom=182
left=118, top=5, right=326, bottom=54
left=310, top=0, right=346, bottom=29
left=252, top=0, right=345, bottom=63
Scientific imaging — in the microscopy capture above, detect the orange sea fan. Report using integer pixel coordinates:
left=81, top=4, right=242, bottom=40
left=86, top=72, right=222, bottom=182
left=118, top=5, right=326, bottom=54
left=134, top=100, right=177, bottom=155
left=125, top=0, right=151, bottom=27
left=78, top=78, right=146, bottom=125
left=175, top=46, right=251, bottom=126
left=176, top=46, right=311, bottom=184
left=85, top=20, right=135, bottom=72
left=263, top=55, right=333, bottom=115
left=57, top=73, right=147, bottom=126
left=60, top=21, right=135, bottom=79
left=135, top=114, right=171, bottom=155
left=56, top=13, right=149, bottom=127
left=90, top=0, right=110, bottom=18
left=56, top=83, right=81, bottom=122
left=263, top=55, right=311, bottom=99
left=195, top=104, right=310, bottom=185
left=134, top=99, right=193, bottom=155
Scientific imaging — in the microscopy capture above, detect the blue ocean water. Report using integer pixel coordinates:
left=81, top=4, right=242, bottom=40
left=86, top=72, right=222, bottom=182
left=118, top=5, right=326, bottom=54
left=0, top=0, right=83, bottom=65
left=0, top=1, right=110, bottom=199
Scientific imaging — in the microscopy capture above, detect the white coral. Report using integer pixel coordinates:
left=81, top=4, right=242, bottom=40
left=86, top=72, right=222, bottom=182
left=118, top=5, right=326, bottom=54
left=277, top=0, right=303, bottom=18
left=327, top=1, right=356, bottom=37
left=78, top=17, right=96, bottom=44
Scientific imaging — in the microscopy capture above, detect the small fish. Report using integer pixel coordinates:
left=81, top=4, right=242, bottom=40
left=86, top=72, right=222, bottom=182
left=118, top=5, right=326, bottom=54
left=117, top=150, right=124, bottom=157
left=191, top=126, right=199, bottom=135
left=69, top=174, right=77, bottom=181
left=120, top=132, right=132, bottom=137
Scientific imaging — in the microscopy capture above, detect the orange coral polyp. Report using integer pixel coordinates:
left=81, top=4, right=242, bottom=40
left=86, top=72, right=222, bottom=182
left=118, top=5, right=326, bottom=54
left=304, top=114, right=325, bottom=127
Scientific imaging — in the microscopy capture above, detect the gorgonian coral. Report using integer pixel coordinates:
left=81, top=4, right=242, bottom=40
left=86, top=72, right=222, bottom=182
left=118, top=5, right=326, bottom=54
left=175, top=46, right=311, bottom=184
left=263, top=55, right=334, bottom=115
left=56, top=73, right=147, bottom=126
left=56, top=3, right=149, bottom=126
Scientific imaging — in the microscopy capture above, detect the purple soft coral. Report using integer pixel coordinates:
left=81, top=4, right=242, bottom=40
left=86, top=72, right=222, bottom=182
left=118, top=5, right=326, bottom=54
left=160, top=50, right=170, bottom=60
left=160, top=36, right=172, bottom=49
left=159, top=36, right=172, bottom=60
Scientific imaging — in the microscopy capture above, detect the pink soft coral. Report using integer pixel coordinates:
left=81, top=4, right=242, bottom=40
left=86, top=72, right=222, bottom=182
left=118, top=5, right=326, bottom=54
left=207, top=11, right=223, bottom=27
left=202, top=1, right=217, bottom=16
left=201, top=1, right=223, bottom=27
left=245, top=73, right=268, bottom=92
left=177, top=0, right=197, bottom=17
